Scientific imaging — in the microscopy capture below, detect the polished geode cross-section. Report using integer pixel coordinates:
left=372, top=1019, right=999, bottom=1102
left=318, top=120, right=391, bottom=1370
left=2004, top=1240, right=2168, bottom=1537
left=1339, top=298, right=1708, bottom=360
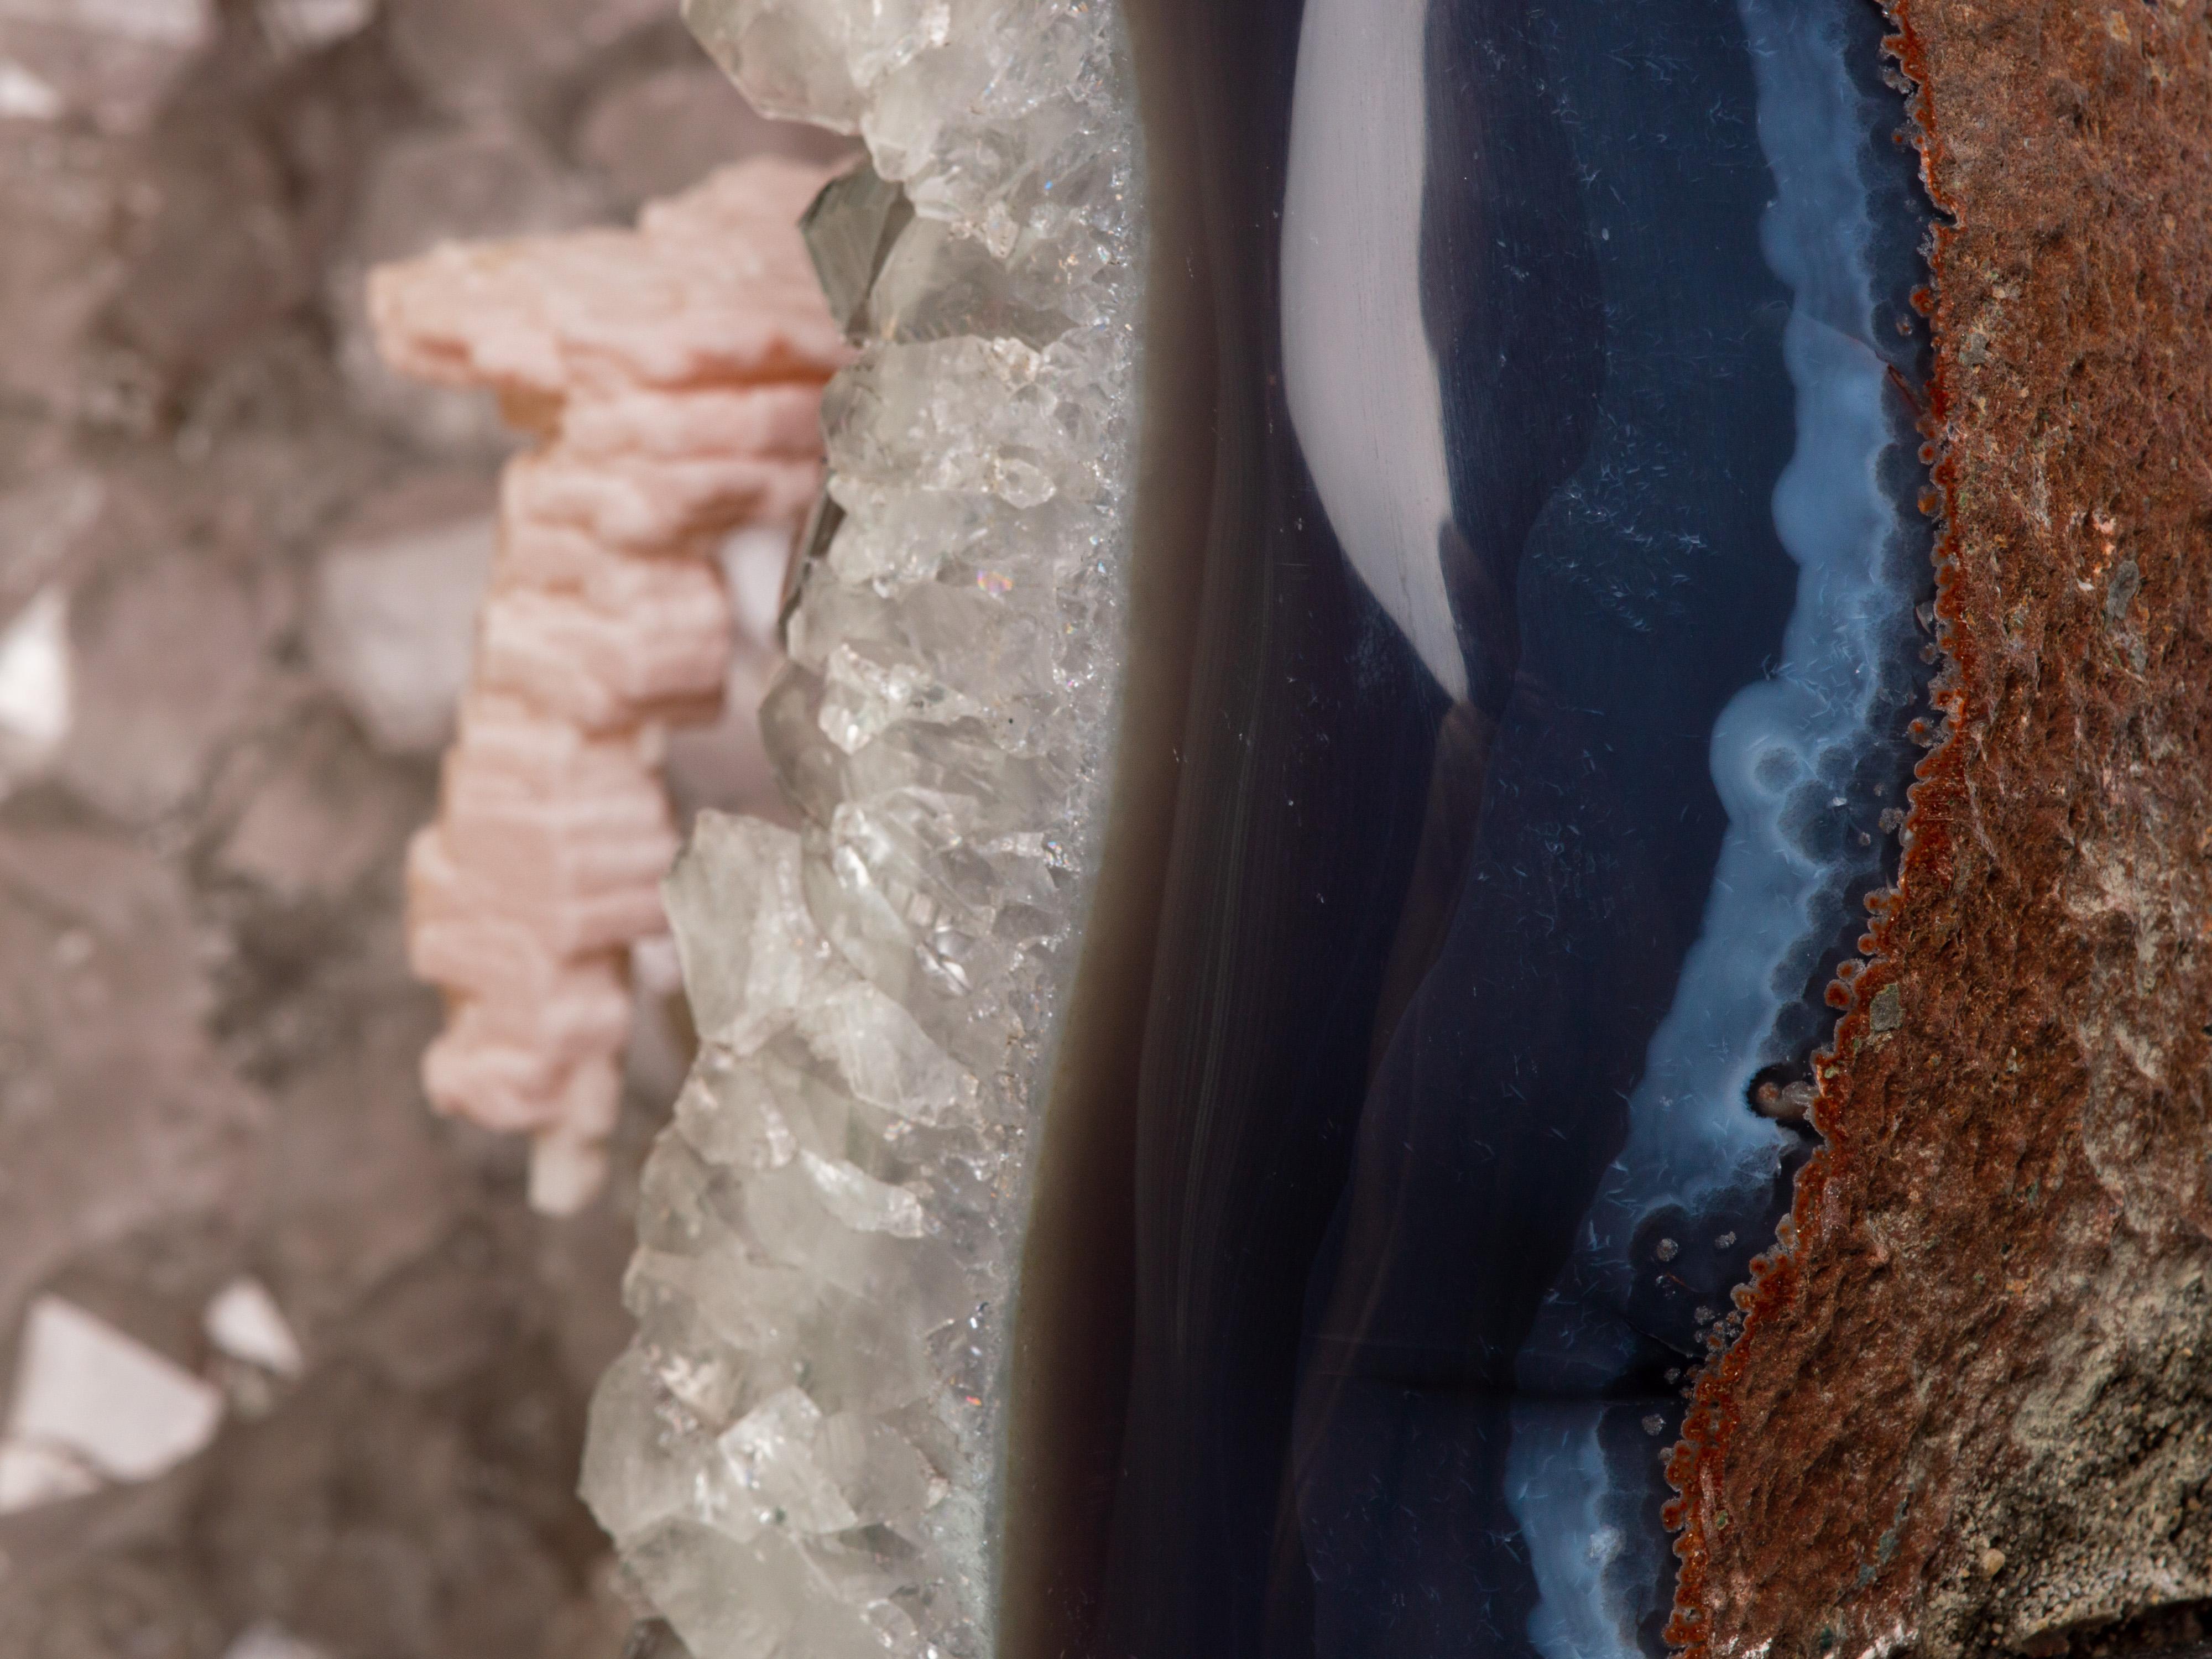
left=586, top=1, right=1934, bottom=1656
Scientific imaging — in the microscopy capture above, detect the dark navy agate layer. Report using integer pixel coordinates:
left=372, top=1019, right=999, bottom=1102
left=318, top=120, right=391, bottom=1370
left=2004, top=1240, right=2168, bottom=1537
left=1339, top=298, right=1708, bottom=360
left=1067, top=2, right=1932, bottom=1655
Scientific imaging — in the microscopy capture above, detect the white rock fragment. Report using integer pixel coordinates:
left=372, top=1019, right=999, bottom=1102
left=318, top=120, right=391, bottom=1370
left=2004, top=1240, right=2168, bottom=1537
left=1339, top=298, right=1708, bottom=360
left=0, top=585, right=70, bottom=770
left=309, top=514, right=492, bottom=757
left=203, top=1278, right=305, bottom=1379
left=0, top=1436, right=98, bottom=1514
left=0, top=57, right=61, bottom=118
left=528, top=1126, right=611, bottom=1218
left=221, top=1621, right=334, bottom=1659
left=721, top=525, right=788, bottom=649
left=0, top=0, right=216, bottom=132
left=633, top=932, right=684, bottom=1001
left=257, top=0, right=373, bottom=54
left=662, top=814, right=832, bottom=1055
left=798, top=1150, right=927, bottom=1238
left=0, top=0, right=208, bottom=44
left=6, top=1296, right=222, bottom=1485
left=371, top=163, right=849, bottom=1210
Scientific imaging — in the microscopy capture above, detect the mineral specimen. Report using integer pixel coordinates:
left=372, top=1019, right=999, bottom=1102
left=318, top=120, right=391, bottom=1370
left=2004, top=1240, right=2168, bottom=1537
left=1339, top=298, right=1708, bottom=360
left=0, top=1295, right=223, bottom=1507
left=590, top=1, right=2212, bottom=1656
left=255, top=0, right=375, bottom=58
left=578, top=0, right=1141, bottom=1651
left=1671, top=6, right=2212, bottom=1657
left=371, top=159, right=847, bottom=1213
left=220, top=1622, right=332, bottom=1659
left=0, top=582, right=68, bottom=790
left=1061, top=1, right=1930, bottom=1651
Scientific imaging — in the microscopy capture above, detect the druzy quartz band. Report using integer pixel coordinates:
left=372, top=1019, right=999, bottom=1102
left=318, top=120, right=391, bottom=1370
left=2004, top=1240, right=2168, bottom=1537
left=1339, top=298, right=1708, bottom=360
left=582, top=1, right=1938, bottom=1655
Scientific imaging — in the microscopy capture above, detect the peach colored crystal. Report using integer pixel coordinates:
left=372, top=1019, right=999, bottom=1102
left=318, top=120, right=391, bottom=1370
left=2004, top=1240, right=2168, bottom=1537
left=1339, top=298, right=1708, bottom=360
left=369, top=158, right=850, bottom=1213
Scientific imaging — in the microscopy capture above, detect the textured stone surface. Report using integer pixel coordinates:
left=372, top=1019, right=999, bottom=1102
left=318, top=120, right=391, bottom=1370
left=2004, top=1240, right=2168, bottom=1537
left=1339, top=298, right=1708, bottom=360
left=0, top=0, right=216, bottom=134
left=3, top=1295, right=224, bottom=1488
left=0, top=4, right=809, bottom=1651
left=580, top=3, right=1142, bottom=1652
left=0, top=584, right=69, bottom=785
left=372, top=159, right=844, bottom=1213
left=204, top=1278, right=307, bottom=1379
left=1670, top=6, right=2212, bottom=1656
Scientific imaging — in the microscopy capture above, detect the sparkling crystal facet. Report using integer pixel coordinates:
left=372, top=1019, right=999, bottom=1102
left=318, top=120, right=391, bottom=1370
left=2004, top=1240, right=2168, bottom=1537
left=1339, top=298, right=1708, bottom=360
left=582, top=4, right=1141, bottom=1651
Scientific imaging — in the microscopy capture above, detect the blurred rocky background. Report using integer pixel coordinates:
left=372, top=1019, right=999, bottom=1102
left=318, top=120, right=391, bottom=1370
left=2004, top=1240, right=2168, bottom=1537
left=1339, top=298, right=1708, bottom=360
left=0, top=1, right=843, bottom=1653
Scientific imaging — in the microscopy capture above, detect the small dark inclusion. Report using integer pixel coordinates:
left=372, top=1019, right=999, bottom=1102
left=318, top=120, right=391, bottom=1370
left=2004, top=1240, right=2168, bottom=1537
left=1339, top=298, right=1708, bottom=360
left=1053, top=2, right=1933, bottom=1656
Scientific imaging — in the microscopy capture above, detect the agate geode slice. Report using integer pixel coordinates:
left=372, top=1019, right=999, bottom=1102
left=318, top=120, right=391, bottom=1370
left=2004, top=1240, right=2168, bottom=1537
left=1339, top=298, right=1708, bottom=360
left=583, top=2, right=1943, bottom=1656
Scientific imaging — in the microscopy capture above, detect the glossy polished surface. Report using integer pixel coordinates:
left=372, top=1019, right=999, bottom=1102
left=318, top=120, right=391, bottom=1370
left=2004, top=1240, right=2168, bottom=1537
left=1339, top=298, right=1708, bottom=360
left=1014, top=0, right=1931, bottom=1653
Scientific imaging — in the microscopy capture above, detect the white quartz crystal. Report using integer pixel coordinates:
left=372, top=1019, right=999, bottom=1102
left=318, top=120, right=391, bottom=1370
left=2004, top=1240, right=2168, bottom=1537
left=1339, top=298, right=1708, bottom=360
left=221, top=1621, right=335, bottom=1659
left=0, top=58, right=62, bottom=119
left=583, top=3, right=1142, bottom=1653
left=204, top=1277, right=306, bottom=1379
left=255, top=0, right=374, bottom=54
left=0, top=0, right=207, bottom=43
left=0, top=0, right=215, bottom=131
left=0, top=1436, right=98, bottom=1514
left=4, top=1296, right=223, bottom=1488
left=308, top=514, right=492, bottom=758
left=0, top=586, right=70, bottom=771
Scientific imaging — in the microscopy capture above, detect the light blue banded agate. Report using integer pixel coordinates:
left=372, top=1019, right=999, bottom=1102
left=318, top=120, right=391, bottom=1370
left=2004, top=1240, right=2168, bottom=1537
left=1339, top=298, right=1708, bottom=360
left=1507, top=3, right=1927, bottom=1652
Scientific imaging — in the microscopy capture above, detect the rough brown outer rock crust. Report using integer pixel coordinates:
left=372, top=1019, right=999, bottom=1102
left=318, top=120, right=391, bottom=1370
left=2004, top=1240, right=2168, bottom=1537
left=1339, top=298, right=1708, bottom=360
left=1666, top=3, right=2212, bottom=1656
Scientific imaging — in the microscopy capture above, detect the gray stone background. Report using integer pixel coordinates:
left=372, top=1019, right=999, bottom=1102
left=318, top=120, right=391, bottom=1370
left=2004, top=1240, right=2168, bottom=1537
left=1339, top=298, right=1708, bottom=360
left=0, top=2, right=841, bottom=1652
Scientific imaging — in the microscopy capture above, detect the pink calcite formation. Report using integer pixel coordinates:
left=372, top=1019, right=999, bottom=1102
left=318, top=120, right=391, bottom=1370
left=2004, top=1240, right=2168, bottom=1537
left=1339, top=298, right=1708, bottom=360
left=369, top=158, right=850, bottom=1213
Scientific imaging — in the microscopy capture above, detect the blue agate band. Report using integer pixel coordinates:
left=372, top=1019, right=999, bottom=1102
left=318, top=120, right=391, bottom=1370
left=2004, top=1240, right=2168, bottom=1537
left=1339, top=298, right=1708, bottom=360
left=1279, top=1, right=1930, bottom=1650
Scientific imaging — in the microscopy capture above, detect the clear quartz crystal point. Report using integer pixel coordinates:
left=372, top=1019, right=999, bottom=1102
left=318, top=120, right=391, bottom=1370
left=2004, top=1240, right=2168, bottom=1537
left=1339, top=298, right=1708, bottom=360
left=581, top=2, right=1143, bottom=1653
left=801, top=161, right=916, bottom=338
left=682, top=0, right=868, bottom=133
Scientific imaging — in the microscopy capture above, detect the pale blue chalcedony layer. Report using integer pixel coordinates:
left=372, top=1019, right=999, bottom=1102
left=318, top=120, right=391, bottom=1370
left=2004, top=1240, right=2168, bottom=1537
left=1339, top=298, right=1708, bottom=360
left=1508, top=2, right=1920, bottom=1653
